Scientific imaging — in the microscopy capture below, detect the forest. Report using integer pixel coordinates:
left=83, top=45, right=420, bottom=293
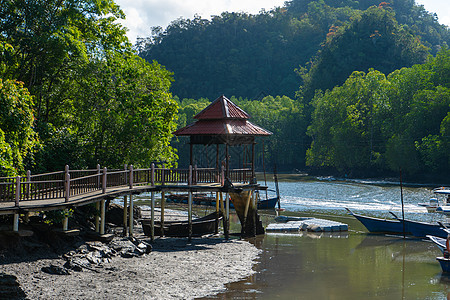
left=2, top=0, right=450, bottom=181
left=140, top=0, right=450, bottom=180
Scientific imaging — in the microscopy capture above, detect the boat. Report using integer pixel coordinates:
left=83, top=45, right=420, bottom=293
left=140, top=211, right=222, bottom=237
left=436, top=256, right=450, bottom=273
left=420, top=187, right=450, bottom=213
left=389, top=212, right=448, bottom=238
left=165, top=193, right=279, bottom=210
left=427, top=235, right=446, bottom=253
left=418, top=198, right=439, bottom=213
left=345, top=208, right=409, bottom=235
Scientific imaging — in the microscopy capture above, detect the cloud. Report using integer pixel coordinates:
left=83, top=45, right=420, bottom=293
left=115, top=0, right=286, bottom=43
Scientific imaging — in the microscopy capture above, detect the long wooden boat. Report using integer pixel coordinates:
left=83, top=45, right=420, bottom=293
left=427, top=235, right=446, bottom=253
left=166, top=193, right=278, bottom=210
left=345, top=208, right=411, bottom=235
left=388, top=212, right=448, bottom=238
left=140, top=212, right=222, bottom=237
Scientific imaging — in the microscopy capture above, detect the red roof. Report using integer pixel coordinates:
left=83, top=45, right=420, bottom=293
left=174, top=95, right=272, bottom=137
left=194, top=95, right=249, bottom=120
left=174, top=119, right=272, bottom=136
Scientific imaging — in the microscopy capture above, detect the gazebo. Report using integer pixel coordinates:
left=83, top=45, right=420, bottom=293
left=174, top=95, right=272, bottom=236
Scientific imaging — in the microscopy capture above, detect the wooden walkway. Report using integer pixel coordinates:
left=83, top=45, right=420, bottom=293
left=0, top=164, right=261, bottom=239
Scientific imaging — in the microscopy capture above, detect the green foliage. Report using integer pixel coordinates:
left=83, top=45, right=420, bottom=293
left=138, top=0, right=448, bottom=101
left=1, top=0, right=178, bottom=172
left=306, top=47, right=450, bottom=178
left=300, top=6, right=429, bottom=102
left=0, top=79, right=37, bottom=176
left=43, top=209, right=74, bottom=226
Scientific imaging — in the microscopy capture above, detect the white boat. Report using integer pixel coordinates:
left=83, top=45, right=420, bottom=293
left=420, top=187, right=450, bottom=214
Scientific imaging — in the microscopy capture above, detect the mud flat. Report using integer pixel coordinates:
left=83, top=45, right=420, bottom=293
left=0, top=209, right=260, bottom=299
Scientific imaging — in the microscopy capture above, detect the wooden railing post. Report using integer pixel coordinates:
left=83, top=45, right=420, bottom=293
left=129, top=165, right=133, bottom=189
left=65, top=165, right=70, bottom=202
left=124, top=164, right=128, bottom=186
left=65, top=173, right=70, bottom=203
left=26, top=170, right=31, bottom=200
left=188, top=165, right=193, bottom=186
left=194, top=165, right=197, bottom=185
left=162, top=164, right=165, bottom=185
left=15, top=176, right=20, bottom=207
left=151, top=163, right=155, bottom=186
left=102, top=167, right=107, bottom=193
left=97, top=164, right=101, bottom=188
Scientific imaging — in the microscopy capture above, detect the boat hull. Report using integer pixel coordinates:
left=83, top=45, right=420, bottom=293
left=349, top=210, right=410, bottom=235
left=140, top=212, right=222, bottom=237
left=437, top=257, right=450, bottom=273
left=402, top=219, right=447, bottom=238
left=166, top=194, right=278, bottom=209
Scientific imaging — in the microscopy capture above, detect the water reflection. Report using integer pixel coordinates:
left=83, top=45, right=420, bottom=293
left=199, top=179, right=450, bottom=300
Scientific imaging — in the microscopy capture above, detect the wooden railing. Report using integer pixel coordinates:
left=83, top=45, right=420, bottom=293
left=0, top=164, right=253, bottom=207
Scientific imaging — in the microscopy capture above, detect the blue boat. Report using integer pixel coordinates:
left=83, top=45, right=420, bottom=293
left=437, top=257, right=450, bottom=273
left=427, top=235, right=446, bottom=253
left=345, top=208, right=410, bottom=235
left=388, top=212, right=448, bottom=238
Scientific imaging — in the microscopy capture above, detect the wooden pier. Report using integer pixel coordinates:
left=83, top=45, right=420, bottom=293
left=0, top=164, right=262, bottom=240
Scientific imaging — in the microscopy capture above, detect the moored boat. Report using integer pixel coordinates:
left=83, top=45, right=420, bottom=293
left=140, top=211, right=222, bottom=237
left=345, top=208, right=409, bottom=235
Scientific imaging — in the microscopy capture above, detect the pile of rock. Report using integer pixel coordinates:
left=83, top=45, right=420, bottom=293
left=41, top=237, right=152, bottom=275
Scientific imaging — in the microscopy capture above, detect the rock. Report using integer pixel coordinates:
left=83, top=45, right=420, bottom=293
left=41, top=265, right=70, bottom=275
left=0, top=273, right=27, bottom=299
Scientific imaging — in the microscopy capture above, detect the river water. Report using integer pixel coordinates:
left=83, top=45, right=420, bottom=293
left=200, top=178, right=450, bottom=300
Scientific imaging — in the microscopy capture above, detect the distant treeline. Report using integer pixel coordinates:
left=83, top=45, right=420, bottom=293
left=151, top=1, right=450, bottom=179
left=138, top=0, right=448, bottom=101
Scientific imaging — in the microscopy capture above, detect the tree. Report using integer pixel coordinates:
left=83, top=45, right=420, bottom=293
left=0, top=79, right=37, bottom=175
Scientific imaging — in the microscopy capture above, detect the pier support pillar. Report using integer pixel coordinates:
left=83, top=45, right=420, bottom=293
left=13, top=213, right=19, bottom=232
left=188, top=190, right=193, bottom=242
left=100, top=199, right=105, bottom=235
left=150, top=191, right=155, bottom=241
left=95, top=201, right=100, bottom=233
left=62, top=209, right=69, bottom=231
left=225, top=193, right=230, bottom=240
left=123, top=195, right=128, bottom=236
left=161, top=192, right=165, bottom=237
left=129, top=193, right=134, bottom=237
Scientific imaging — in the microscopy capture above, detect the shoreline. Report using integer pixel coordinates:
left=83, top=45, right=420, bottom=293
left=0, top=209, right=261, bottom=299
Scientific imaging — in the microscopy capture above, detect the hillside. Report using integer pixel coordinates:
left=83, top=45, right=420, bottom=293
left=137, top=0, right=450, bottom=100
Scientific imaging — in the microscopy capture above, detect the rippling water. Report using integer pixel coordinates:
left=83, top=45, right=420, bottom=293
left=265, top=179, right=446, bottom=222
left=201, top=178, right=450, bottom=300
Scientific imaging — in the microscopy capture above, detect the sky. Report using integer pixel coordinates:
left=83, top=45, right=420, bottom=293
left=114, top=0, right=450, bottom=43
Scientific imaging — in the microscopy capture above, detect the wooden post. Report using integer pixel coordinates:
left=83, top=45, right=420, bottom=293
left=225, top=144, right=229, bottom=179
left=100, top=199, right=105, bottom=235
left=65, top=171, right=70, bottom=203
left=151, top=191, right=155, bottom=241
left=188, top=190, right=193, bottom=242
left=62, top=209, right=69, bottom=231
left=13, top=213, right=19, bottom=232
left=129, top=193, right=134, bottom=237
left=15, top=176, right=20, bottom=207
left=215, top=192, right=220, bottom=234
left=95, top=201, right=100, bottom=233
left=97, top=164, right=101, bottom=188
left=26, top=170, right=31, bottom=200
left=124, top=164, right=128, bottom=186
left=102, top=167, right=107, bottom=194
left=225, top=192, right=230, bottom=240
left=243, top=191, right=252, bottom=233
left=123, top=195, right=128, bottom=236
left=129, top=165, right=134, bottom=189
left=151, top=163, right=155, bottom=186
left=252, top=142, right=256, bottom=180
left=161, top=191, right=165, bottom=237
left=193, top=165, right=197, bottom=185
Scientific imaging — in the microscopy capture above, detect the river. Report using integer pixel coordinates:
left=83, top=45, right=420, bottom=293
left=201, top=178, right=450, bottom=300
